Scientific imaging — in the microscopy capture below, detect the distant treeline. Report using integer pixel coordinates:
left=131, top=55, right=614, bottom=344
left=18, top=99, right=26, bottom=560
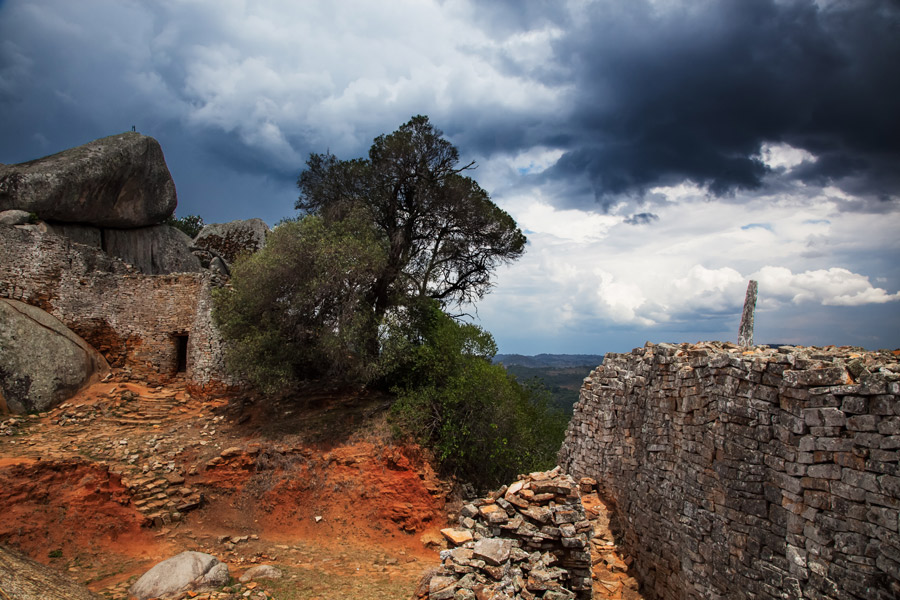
left=494, top=355, right=605, bottom=415
left=493, top=353, right=605, bottom=368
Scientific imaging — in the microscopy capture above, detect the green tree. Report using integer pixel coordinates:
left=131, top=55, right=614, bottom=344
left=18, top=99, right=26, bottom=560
left=297, top=115, right=526, bottom=324
left=164, top=213, right=205, bottom=238
left=215, top=116, right=526, bottom=392
left=390, top=301, right=568, bottom=489
left=212, top=119, right=565, bottom=487
left=212, top=212, right=387, bottom=391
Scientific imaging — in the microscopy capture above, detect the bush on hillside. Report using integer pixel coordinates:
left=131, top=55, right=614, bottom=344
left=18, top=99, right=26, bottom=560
left=212, top=213, right=387, bottom=391
left=389, top=301, right=568, bottom=490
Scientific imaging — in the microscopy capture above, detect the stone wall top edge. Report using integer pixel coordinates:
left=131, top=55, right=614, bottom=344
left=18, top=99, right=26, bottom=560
left=591, top=341, right=900, bottom=390
left=602, top=340, right=899, bottom=362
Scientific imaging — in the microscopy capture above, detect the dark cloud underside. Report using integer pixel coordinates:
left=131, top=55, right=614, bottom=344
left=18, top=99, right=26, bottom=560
left=511, top=0, right=900, bottom=208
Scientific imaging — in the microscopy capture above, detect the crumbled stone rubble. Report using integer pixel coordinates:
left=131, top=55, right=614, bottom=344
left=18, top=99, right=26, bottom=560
left=421, top=467, right=593, bottom=600
left=0, top=417, right=23, bottom=436
left=7, top=376, right=216, bottom=528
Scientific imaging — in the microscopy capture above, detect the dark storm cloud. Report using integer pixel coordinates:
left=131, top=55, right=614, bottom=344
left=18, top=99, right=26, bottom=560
left=475, top=0, right=900, bottom=210
left=2, top=0, right=897, bottom=221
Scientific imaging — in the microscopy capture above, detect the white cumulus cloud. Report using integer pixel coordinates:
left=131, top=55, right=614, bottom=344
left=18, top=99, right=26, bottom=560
left=755, top=266, right=900, bottom=307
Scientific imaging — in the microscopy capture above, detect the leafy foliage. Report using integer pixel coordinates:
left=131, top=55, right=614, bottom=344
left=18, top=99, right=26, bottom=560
left=164, top=213, right=205, bottom=238
left=212, top=213, right=387, bottom=391
left=211, top=117, right=559, bottom=488
left=297, top=115, right=526, bottom=320
left=390, top=301, right=568, bottom=489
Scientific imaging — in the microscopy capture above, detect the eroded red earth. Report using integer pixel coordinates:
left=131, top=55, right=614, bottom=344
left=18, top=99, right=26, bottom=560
left=0, top=375, right=451, bottom=599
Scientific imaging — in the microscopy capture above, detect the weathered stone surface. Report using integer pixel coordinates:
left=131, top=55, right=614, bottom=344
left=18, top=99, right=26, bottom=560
left=44, top=223, right=102, bottom=247
left=441, top=527, right=474, bottom=546
left=128, top=551, right=229, bottom=600
left=473, top=538, right=512, bottom=566
left=0, top=544, right=101, bottom=600
left=193, top=218, right=269, bottom=264
left=559, top=342, right=900, bottom=600
left=424, top=469, right=593, bottom=600
left=0, top=298, right=109, bottom=413
left=0, top=209, right=32, bottom=225
left=737, top=279, right=758, bottom=347
left=103, top=225, right=202, bottom=274
left=429, top=575, right=457, bottom=600
left=239, top=564, right=283, bottom=582
left=0, top=224, right=230, bottom=386
left=0, top=132, right=177, bottom=228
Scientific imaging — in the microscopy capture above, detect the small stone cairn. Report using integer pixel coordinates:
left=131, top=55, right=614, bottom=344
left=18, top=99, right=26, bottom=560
left=423, top=467, right=593, bottom=600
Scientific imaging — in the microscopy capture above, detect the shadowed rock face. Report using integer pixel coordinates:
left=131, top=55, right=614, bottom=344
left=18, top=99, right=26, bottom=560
left=0, top=132, right=177, bottom=228
left=0, top=299, right=110, bottom=414
left=0, top=545, right=102, bottom=600
left=104, top=225, right=202, bottom=275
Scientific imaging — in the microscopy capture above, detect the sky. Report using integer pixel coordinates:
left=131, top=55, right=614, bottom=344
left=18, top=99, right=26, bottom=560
left=1, top=0, right=898, bottom=355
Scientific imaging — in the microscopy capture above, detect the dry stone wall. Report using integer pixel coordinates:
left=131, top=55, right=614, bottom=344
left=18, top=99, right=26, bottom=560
left=0, top=224, right=229, bottom=385
left=559, top=342, right=900, bottom=600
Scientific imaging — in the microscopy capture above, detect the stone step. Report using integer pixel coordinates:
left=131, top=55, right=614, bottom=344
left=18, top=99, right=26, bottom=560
left=101, top=417, right=164, bottom=426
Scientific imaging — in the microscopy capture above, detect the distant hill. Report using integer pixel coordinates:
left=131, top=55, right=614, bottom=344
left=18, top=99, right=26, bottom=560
left=493, top=354, right=605, bottom=415
left=493, top=353, right=605, bottom=368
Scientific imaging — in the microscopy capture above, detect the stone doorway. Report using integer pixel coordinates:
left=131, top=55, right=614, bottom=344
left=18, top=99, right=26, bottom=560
left=174, top=334, right=189, bottom=373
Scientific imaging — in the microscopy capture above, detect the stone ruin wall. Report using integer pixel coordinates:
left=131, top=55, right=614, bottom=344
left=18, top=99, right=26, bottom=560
left=0, top=225, right=229, bottom=386
left=558, top=342, right=900, bottom=600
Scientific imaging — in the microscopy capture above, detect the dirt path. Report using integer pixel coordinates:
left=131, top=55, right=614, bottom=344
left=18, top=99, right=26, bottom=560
left=0, top=372, right=644, bottom=599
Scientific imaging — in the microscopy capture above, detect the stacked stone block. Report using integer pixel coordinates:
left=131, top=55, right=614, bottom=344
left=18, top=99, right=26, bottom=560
left=423, top=468, right=593, bottom=600
left=0, top=225, right=229, bottom=385
left=559, top=341, right=900, bottom=600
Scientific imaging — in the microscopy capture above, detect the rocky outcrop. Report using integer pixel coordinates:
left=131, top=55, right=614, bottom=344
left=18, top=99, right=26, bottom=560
left=129, top=551, right=229, bottom=600
left=0, top=544, right=102, bottom=600
left=21, top=220, right=203, bottom=275
left=0, top=132, right=176, bottom=228
left=103, top=225, right=202, bottom=274
left=0, top=132, right=208, bottom=274
left=0, top=299, right=110, bottom=413
left=422, top=468, right=593, bottom=600
left=194, top=218, right=269, bottom=264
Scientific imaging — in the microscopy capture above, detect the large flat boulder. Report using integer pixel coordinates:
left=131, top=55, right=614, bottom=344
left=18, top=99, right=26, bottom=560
left=104, top=224, right=202, bottom=274
left=194, top=218, right=269, bottom=264
left=0, top=299, right=110, bottom=414
left=0, top=545, right=102, bottom=600
left=0, top=132, right=177, bottom=228
left=129, top=551, right=229, bottom=600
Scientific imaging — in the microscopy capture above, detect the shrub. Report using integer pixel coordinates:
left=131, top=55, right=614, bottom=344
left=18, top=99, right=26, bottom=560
left=389, top=301, right=568, bottom=489
left=164, top=213, right=205, bottom=238
left=212, top=213, right=387, bottom=392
